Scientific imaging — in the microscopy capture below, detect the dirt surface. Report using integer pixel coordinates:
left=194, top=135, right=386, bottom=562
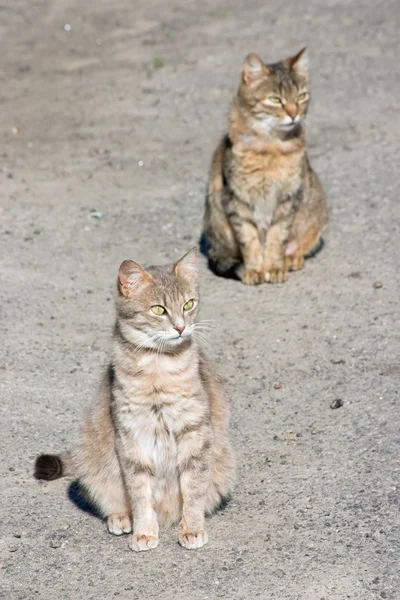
left=1, top=0, right=399, bottom=598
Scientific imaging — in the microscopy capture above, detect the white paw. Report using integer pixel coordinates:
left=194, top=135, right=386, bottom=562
left=107, top=515, right=132, bottom=536
left=129, top=534, right=159, bottom=552
left=178, top=530, right=208, bottom=550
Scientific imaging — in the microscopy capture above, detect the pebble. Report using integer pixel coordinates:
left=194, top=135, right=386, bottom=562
left=373, top=281, right=383, bottom=289
left=274, top=383, right=282, bottom=389
left=49, top=539, right=62, bottom=549
left=330, top=398, right=344, bottom=409
left=88, top=211, right=103, bottom=219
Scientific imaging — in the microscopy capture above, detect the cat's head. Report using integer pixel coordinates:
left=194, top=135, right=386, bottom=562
left=116, top=248, right=200, bottom=350
left=237, top=48, right=310, bottom=134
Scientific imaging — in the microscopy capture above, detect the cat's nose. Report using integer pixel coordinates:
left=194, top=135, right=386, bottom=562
left=285, top=104, right=298, bottom=120
left=174, top=324, right=185, bottom=335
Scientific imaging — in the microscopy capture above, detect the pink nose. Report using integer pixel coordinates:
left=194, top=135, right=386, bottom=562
left=175, top=324, right=185, bottom=335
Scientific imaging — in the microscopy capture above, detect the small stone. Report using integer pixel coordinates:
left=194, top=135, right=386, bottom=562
left=88, top=210, right=103, bottom=219
left=49, top=539, right=61, bottom=549
left=373, top=281, right=383, bottom=289
left=274, top=383, right=282, bottom=390
left=273, top=434, right=279, bottom=441
left=380, top=592, right=387, bottom=598
left=9, top=546, right=19, bottom=552
left=330, top=358, right=346, bottom=365
left=13, top=533, right=22, bottom=538
left=330, top=398, right=344, bottom=409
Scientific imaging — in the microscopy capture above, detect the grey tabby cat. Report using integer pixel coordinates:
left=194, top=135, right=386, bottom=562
left=35, top=249, right=234, bottom=551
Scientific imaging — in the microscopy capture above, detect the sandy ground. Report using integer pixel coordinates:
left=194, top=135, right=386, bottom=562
left=0, top=0, right=399, bottom=598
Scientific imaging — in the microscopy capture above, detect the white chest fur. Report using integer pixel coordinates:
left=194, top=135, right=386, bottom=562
left=114, top=349, right=206, bottom=477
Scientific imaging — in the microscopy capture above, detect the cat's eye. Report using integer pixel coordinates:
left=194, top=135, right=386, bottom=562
left=267, top=96, right=281, bottom=105
left=298, top=92, right=308, bottom=102
left=151, top=305, right=166, bottom=316
left=183, top=299, right=194, bottom=311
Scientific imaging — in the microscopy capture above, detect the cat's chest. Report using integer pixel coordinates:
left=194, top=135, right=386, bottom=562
left=119, top=395, right=204, bottom=476
left=115, top=353, right=205, bottom=444
left=229, top=145, right=303, bottom=202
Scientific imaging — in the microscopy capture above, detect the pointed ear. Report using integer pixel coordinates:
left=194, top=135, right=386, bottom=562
left=118, top=260, right=152, bottom=298
left=242, top=53, right=268, bottom=86
left=287, top=47, right=308, bottom=78
left=174, top=247, right=198, bottom=280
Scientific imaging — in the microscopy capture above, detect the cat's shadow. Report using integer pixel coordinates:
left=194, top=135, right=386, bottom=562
left=199, top=233, right=240, bottom=281
left=67, top=479, right=232, bottom=520
left=68, top=480, right=102, bottom=519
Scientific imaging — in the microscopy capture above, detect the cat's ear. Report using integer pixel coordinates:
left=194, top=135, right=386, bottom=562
left=174, top=247, right=198, bottom=280
left=242, top=53, right=269, bottom=86
left=287, top=47, right=309, bottom=78
left=118, top=260, right=152, bottom=298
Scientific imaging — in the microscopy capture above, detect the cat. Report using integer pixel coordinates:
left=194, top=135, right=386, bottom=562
left=34, top=248, right=234, bottom=552
left=203, top=47, right=329, bottom=285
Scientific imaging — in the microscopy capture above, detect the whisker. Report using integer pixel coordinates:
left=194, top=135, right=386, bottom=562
left=194, top=320, right=222, bottom=332
left=192, top=331, right=214, bottom=355
left=132, top=332, right=162, bottom=355
left=190, top=324, right=215, bottom=336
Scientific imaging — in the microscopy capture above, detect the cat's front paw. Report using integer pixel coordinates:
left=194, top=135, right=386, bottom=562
left=241, top=267, right=265, bottom=286
left=107, top=514, right=132, bottom=536
left=265, top=267, right=288, bottom=284
left=285, top=254, right=305, bottom=272
left=129, top=533, right=159, bottom=552
left=178, top=529, right=208, bottom=550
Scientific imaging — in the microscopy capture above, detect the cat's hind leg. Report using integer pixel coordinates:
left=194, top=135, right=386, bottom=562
left=73, top=398, right=132, bottom=536
left=205, top=435, right=234, bottom=515
left=285, top=224, right=323, bottom=271
left=203, top=137, right=240, bottom=278
left=285, top=169, right=328, bottom=272
left=76, top=455, right=132, bottom=536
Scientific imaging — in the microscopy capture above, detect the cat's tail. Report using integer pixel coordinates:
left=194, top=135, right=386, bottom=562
left=34, top=451, right=73, bottom=480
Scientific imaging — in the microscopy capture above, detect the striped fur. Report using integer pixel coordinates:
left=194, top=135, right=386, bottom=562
left=203, top=49, right=329, bottom=285
left=34, top=249, right=234, bottom=552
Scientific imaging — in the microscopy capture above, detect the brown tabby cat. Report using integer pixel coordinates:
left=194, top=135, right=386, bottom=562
left=203, top=48, right=328, bottom=284
left=35, top=249, right=234, bottom=552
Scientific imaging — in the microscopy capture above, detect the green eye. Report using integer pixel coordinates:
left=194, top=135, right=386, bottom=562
left=267, top=96, right=281, bottom=105
left=183, top=299, right=194, bottom=311
left=298, top=92, right=308, bottom=102
left=151, top=305, right=166, bottom=316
